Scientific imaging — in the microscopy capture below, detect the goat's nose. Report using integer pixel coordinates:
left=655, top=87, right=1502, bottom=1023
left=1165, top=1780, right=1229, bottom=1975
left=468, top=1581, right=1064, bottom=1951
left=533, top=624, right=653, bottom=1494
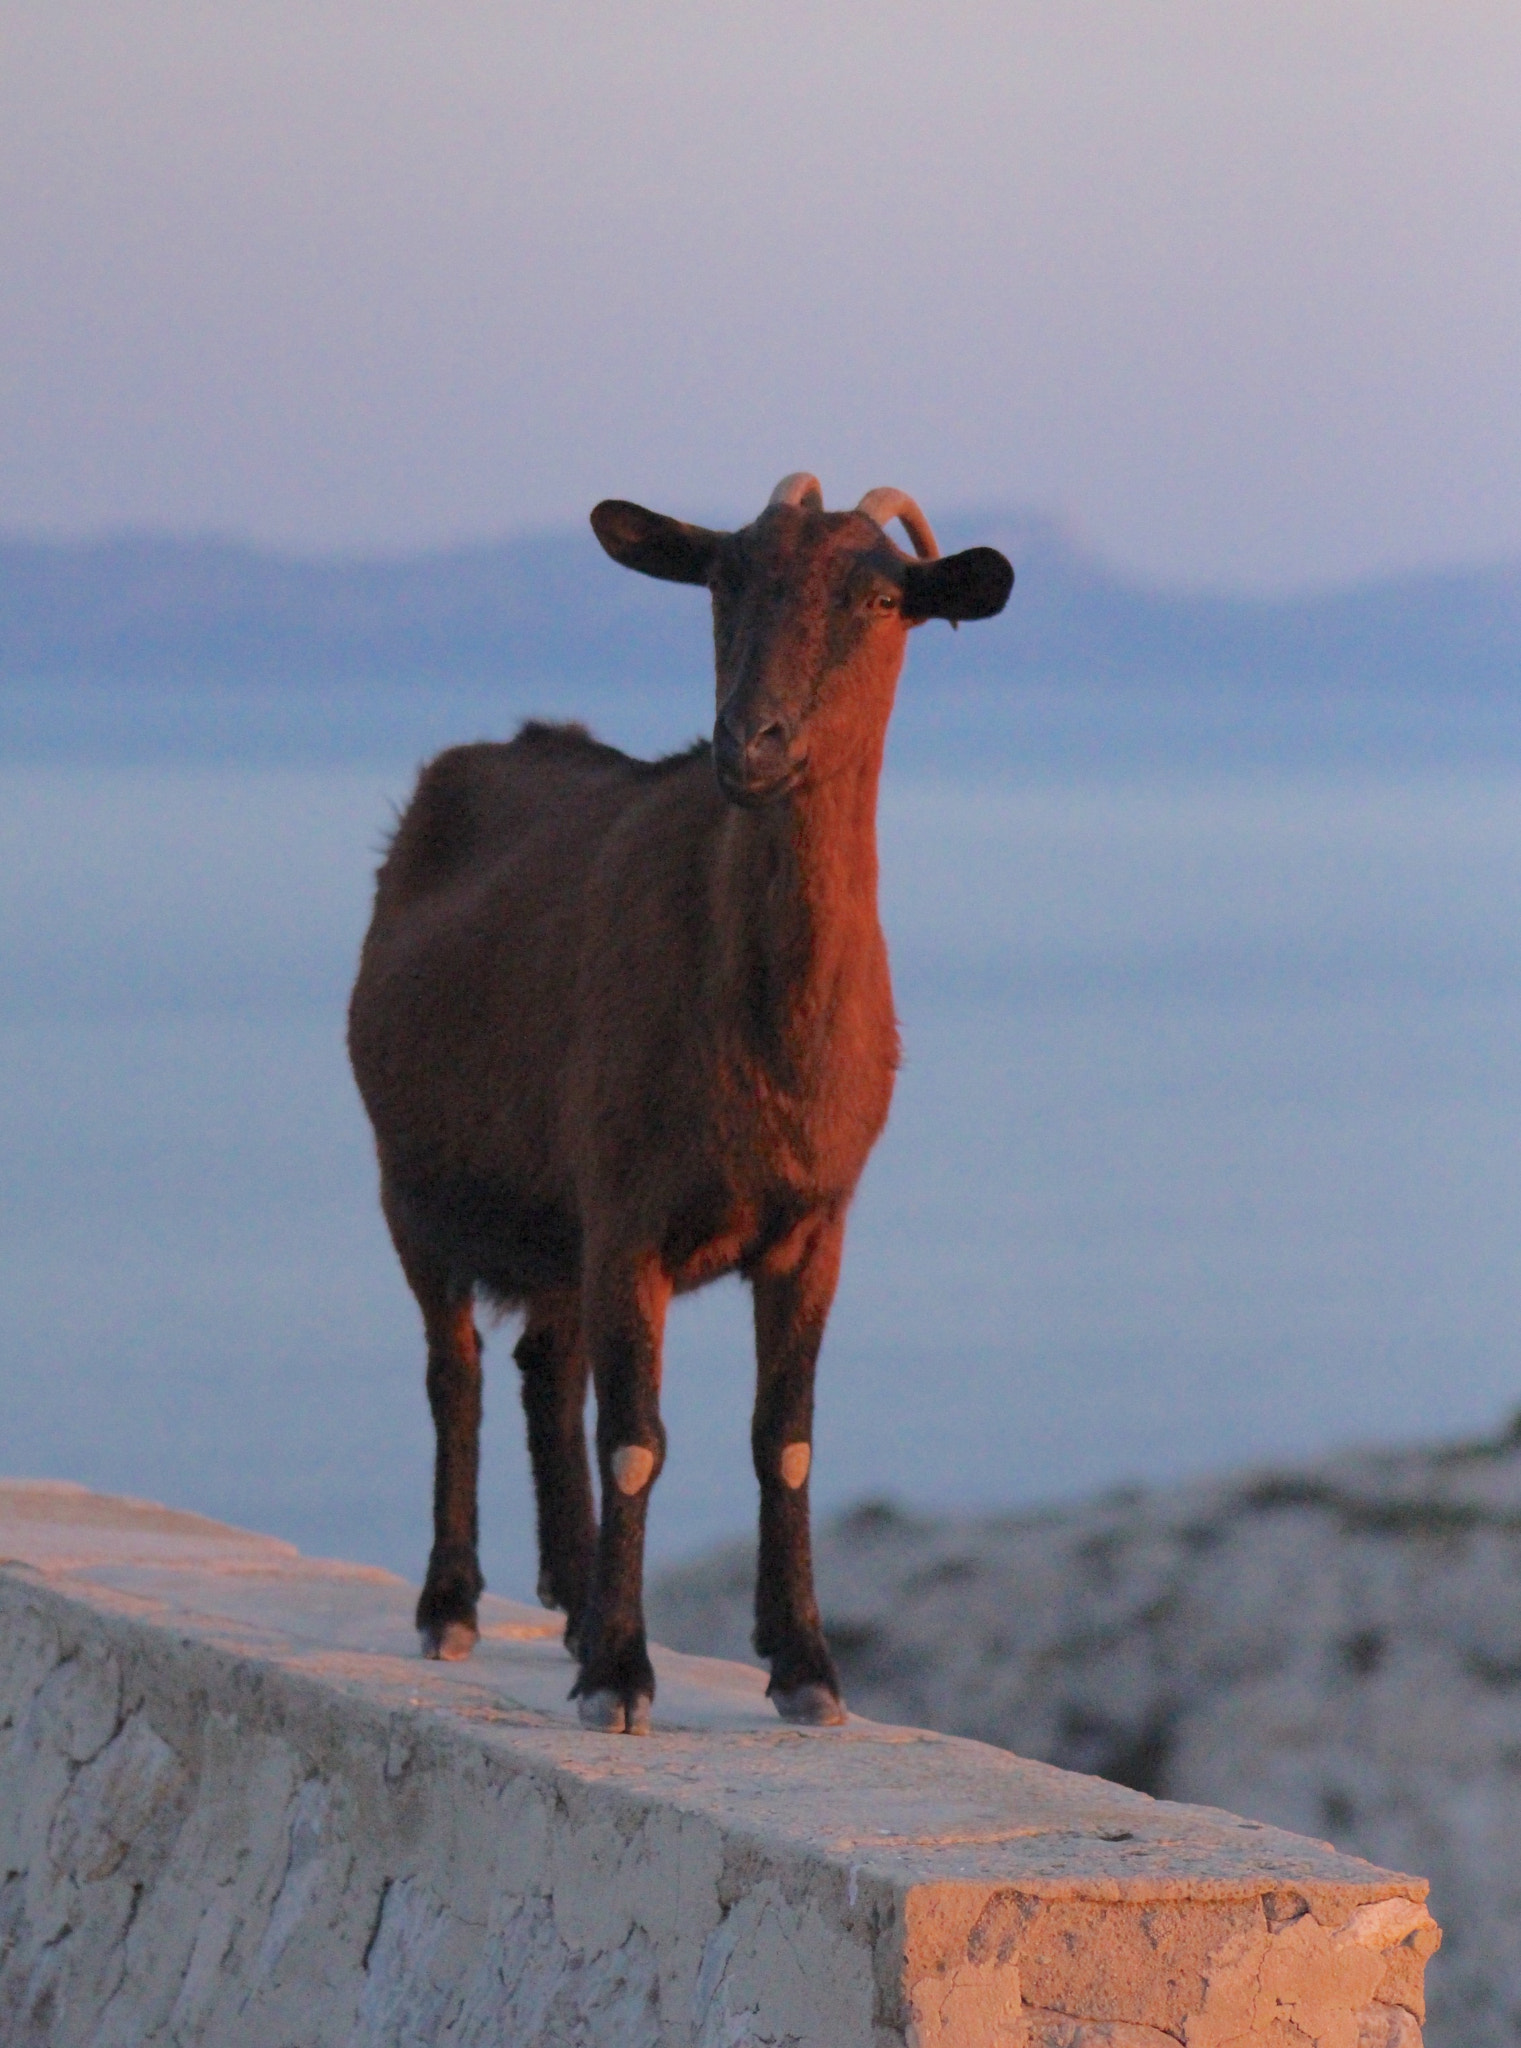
left=744, top=722, right=790, bottom=777
left=713, top=708, right=797, bottom=802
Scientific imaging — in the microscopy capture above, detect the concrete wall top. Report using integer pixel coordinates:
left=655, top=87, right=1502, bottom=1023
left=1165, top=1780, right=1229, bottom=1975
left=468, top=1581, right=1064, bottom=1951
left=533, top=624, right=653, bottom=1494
left=0, top=1480, right=1439, bottom=2047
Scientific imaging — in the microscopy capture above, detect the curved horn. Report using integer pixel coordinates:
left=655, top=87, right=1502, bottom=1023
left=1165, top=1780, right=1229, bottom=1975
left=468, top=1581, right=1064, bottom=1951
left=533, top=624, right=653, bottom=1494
left=856, top=487, right=939, bottom=561
left=768, top=472, right=824, bottom=511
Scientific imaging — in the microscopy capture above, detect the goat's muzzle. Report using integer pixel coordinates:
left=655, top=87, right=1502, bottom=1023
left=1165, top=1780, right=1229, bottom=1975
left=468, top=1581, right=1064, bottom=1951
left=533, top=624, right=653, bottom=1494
left=713, top=712, right=806, bottom=808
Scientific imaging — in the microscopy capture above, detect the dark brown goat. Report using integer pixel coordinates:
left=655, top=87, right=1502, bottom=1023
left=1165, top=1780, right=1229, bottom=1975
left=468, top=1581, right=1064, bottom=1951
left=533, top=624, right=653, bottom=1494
left=348, top=474, right=1013, bottom=1732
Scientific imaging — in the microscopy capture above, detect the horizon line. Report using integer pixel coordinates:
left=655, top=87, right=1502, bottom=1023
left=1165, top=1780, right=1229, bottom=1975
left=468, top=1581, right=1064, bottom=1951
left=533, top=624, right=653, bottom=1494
left=2, top=515, right=1520, bottom=611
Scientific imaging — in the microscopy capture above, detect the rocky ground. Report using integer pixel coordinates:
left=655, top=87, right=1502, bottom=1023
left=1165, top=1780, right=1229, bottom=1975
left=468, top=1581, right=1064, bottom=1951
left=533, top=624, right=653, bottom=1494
left=650, top=1419, right=1521, bottom=2048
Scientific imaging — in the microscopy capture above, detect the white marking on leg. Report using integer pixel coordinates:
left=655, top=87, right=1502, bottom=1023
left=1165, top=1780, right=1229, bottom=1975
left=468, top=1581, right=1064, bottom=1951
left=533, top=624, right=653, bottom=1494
left=779, top=1442, right=811, bottom=1489
left=610, top=1444, right=655, bottom=1496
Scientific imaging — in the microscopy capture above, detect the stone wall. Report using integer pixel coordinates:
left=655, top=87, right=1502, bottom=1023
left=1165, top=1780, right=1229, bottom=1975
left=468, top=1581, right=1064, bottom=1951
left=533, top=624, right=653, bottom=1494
left=652, top=1431, right=1518, bottom=2047
left=0, top=1482, right=1439, bottom=2047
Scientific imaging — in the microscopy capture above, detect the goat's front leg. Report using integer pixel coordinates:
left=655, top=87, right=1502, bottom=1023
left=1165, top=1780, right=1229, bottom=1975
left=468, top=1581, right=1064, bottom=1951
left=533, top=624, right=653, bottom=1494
left=573, top=1250, right=671, bottom=1733
left=751, top=1210, right=847, bottom=1725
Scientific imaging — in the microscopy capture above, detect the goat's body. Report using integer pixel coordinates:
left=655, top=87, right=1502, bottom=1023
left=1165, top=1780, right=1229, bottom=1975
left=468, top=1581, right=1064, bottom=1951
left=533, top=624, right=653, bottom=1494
left=352, top=721, right=898, bottom=1310
left=348, top=482, right=1010, bottom=1731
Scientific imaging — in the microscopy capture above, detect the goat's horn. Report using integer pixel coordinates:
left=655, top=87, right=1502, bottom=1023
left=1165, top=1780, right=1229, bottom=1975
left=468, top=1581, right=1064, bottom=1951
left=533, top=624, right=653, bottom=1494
left=768, top=472, right=824, bottom=511
left=856, top=488, right=939, bottom=561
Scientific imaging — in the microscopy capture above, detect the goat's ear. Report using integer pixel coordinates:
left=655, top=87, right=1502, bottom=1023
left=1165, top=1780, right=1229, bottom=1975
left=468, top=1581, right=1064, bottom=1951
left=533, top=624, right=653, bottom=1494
left=901, top=547, right=1014, bottom=623
left=590, top=501, right=723, bottom=585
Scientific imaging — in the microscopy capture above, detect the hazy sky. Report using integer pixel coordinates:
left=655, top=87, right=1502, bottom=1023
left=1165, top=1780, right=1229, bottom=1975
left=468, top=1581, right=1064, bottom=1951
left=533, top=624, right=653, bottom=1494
left=2, top=2, right=1518, bottom=588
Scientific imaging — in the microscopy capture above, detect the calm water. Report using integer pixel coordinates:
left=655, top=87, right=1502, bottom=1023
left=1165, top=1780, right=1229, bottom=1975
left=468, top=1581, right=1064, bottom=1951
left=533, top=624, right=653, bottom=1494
left=5, top=685, right=1521, bottom=1600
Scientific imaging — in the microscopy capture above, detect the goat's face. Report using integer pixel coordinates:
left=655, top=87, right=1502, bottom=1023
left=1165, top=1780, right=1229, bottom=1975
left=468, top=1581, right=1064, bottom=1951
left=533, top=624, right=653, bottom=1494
left=591, top=480, right=1013, bottom=808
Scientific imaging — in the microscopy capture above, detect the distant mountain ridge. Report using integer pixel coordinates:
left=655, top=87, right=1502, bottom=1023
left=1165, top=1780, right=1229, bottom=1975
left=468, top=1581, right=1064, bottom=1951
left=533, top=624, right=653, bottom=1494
left=3, top=514, right=1519, bottom=693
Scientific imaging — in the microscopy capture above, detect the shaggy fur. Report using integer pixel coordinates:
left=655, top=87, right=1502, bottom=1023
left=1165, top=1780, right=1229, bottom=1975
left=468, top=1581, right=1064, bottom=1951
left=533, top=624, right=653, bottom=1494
left=348, top=483, right=1012, bottom=1730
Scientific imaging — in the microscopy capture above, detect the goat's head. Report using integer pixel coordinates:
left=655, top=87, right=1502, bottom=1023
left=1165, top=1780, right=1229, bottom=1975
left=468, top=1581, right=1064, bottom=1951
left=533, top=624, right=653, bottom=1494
left=590, top=475, right=1013, bottom=807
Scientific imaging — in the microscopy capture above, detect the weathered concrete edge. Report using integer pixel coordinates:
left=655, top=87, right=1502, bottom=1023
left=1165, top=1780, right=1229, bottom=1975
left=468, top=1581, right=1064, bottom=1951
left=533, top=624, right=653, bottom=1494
left=0, top=1567, right=1439, bottom=2047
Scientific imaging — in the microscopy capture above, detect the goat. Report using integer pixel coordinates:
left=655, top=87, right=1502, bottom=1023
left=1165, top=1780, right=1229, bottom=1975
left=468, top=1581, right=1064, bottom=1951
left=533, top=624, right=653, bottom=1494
left=348, top=473, right=1013, bottom=1732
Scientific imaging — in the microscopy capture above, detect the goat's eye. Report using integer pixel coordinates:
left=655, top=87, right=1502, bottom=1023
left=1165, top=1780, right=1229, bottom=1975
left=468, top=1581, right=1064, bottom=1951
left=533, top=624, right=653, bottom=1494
left=870, top=592, right=898, bottom=614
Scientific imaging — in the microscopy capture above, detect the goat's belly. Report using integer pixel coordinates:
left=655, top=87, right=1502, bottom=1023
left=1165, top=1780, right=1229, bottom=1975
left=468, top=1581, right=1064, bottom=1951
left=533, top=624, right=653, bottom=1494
left=388, top=1172, right=581, bottom=1301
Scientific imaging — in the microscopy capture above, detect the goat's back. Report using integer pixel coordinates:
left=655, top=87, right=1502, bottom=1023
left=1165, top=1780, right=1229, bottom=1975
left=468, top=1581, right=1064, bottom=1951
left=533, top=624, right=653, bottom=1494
left=348, top=722, right=715, bottom=1218
left=373, top=722, right=702, bottom=908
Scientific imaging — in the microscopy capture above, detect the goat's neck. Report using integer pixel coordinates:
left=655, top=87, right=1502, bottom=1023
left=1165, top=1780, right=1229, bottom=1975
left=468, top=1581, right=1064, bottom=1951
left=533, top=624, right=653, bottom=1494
left=717, top=736, right=891, bottom=1083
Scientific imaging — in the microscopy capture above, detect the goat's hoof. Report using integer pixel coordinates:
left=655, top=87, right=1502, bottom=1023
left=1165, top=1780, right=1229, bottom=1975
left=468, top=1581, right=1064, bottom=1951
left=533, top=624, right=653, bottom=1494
left=772, top=1682, right=846, bottom=1726
left=576, top=1688, right=653, bottom=1735
left=420, top=1619, right=478, bottom=1662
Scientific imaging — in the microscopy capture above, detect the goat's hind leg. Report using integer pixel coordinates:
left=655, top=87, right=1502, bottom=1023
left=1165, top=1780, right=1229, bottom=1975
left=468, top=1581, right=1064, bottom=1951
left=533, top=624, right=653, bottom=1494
left=384, top=1187, right=486, bottom=1661
left=515, top=1289, right=595, bottom=1656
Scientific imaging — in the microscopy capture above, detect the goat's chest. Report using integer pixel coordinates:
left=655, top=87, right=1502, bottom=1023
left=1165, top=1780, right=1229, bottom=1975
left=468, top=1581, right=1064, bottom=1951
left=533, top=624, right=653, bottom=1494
left=723, top=1004, right=898, bottom=1198
left=656, top=997, right=898, bottom=1293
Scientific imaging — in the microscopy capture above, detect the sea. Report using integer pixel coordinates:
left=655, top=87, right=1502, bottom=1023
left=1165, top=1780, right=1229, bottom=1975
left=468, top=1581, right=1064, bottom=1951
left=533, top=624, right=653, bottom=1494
left=5, top=671, right=1521, bottom=1601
